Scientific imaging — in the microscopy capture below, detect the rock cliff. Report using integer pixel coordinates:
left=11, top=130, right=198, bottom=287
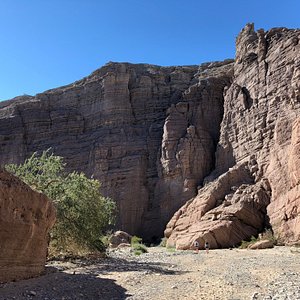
left=0, top=60, right=233, bottom=240
left=0, top=169, right=56, bottom=282
left=166, top=24, right=300, bottom=248
left=0, top=24, right=299, bottom=247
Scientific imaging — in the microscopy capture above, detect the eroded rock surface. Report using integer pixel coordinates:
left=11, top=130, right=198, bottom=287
left=0, top=169, right=56, bottom=282
left=165, top=163, right=271, bottom=249
left=267, top=117, right=300, bottom=244
left=0, top=61, right=233, bottom=240
left=166, top=24, right=300, bottom=248
left=0, top=24, right=299, bottom=247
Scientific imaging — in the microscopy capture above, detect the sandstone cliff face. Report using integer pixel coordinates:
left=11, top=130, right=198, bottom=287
left=0, top=169, right=55, bottom=282
left=0, top=24, right=299, bottom=247
left=166, top=24, right=300, bottom=248
left=0, top=61, right=233, bottom=240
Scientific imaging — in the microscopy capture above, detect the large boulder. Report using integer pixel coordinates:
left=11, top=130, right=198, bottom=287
left=109, top=230, right=132, bottom=248
left=165, top=163, right=271, bottom=249
left=249, top=240, right=274, bottom=249
left=0, top=169, right=56, bottom=283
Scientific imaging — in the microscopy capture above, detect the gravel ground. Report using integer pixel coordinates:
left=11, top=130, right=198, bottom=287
left=0, top=246, right=300, bottom=300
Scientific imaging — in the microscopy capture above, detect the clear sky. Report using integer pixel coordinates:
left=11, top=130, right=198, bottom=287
left=0, top=0, right=299, bottom=101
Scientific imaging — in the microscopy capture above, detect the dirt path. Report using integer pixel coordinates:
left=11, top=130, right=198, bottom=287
left=1, top=246, right=300, bottom=300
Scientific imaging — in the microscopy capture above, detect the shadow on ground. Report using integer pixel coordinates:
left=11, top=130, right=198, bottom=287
left=0, top=256, right=186, bottom=299
left=0, top=272, right=129, bottom=300
left=72, top=256, right=187, bottom=276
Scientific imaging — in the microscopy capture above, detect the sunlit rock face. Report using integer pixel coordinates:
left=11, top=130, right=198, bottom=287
left=0, top=169, right=56, bottom=282
left=166, top=24, right=300, bottom=249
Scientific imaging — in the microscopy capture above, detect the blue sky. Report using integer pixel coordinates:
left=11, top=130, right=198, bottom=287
left=0, top=0, right=299, bottom=101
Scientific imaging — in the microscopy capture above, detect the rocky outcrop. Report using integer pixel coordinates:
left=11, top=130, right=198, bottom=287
left=266, top=117, right=300, bottom=244
left=0, top=169, right=56, bottom=282
left=166, top=24, right=300, bottom=248
left=0, top=61, right=233, bottom=240
left=165, top=163, right=271, bottom=249
left=0, top=24, right=299, bottom=248
left=152, top=63, right=232, bottom=233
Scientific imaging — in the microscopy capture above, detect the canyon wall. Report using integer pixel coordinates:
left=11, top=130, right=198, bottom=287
left=0, top=24, right=299, bottom=246
left=0, top=61, right=232, bottom=240
left=166, top=24, right=300, bottom=248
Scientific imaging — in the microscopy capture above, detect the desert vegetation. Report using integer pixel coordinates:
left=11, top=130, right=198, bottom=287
left=5, top=149, right=116, bottom=255
left=131, top=236, right=148, bottom=255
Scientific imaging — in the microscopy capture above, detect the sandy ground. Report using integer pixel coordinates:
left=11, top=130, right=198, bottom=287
left=1, top=246, right=300, bottom=300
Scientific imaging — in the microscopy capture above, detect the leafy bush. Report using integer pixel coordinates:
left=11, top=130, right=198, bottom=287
left=131, top=236, right=142, bottom=245
left=6, top=149, right=116, bottom=254
left=166, top=246, right=176, bottom=253
left=239, top=229, right=277, bottom=249
left=132, top=243, right=148, bottom=255
left=130, top=236, right=148, bottom=255
left=239, top=236, right=258, bottom=249
left=100, top=231, right=113, bottom=249
left=260, top=229, right=277, bottom=245
left=159, top=237, right=167, bottom=247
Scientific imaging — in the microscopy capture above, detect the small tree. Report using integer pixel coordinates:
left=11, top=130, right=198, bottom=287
left=6, top=150, right=116, bottom=253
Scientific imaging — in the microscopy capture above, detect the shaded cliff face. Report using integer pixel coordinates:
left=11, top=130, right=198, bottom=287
left=166, top=24, right=300, bottom=248
left=0, top=169, right=56, bottom=282
left=0, top=61, right=232, bottom=239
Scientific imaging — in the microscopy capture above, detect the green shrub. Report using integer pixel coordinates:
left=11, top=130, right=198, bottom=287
left=130, top=236, right=148, bottom=255
left=132, top=243, right=148, bottom=253
left=166, top=246, right=176, bottom=253
left=239, top=240, right=251, bottom=249
left=239, top=236, right=257, bottom=249
left=239, top=229, right=277, bottom=249
left=159, top=237, right=167, bottom=247
left=131, top=236, right=142, bottom=245
left=6, top=149, right=116, bottom=254
left=260, top=229, right=277, bottom=245
left=100, top=232, right=113, bottom=249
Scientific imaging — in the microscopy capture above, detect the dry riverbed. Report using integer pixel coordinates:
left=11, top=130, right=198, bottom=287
left=1, top=246, right=300, bottom=300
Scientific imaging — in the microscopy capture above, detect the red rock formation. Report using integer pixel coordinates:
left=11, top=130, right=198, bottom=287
left=166, top=24, right=300, bottom=248
left=153, top=64, right=232, bottom=233
left=0, top=61, right=233, bottom=240
left=0, top=24, right=299, bottom=247
left=267, top=118, right=300, bottom=244
left=0, top=169, right=56, bottom=283
left=249, top=240, right=274, bottom=249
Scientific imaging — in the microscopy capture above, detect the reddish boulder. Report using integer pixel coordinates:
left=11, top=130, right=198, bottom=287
left=249, top=240, right=274, bottom=250
left=0, top=169, right=56, bottom=282
left=165, top=163, right=270, bottom=249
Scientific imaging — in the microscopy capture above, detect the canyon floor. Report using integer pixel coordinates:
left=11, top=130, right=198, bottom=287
left=1, top=246, right=300, bottom=300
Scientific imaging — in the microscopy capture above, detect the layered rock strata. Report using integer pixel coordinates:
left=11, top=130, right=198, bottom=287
left=0, top=169, right=56, bottom=282
left=0, top=24, right=299, bottom=247
left=166, top=24, right=300, bottom=249
left=0, top=61, right=233, bottom=240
